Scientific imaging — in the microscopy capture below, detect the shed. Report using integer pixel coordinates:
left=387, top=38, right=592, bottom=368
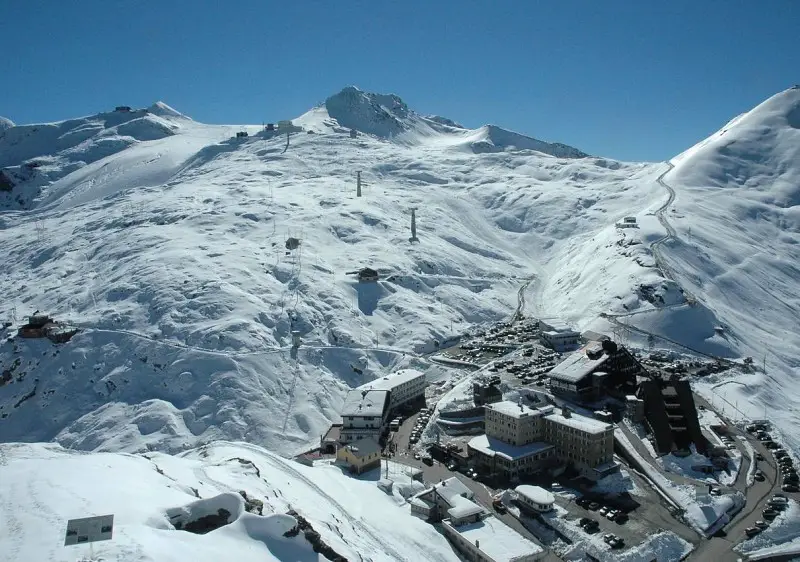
left=515, top=485, right=554, bottom=512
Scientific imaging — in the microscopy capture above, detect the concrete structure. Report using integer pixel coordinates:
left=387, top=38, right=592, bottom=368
left=637, top=377, right=707, bottom=454
left=473, top=380, right=502, bottom=406
left=357, top=369, right=426, bottom=412
left=410, top=208, right=419, bottom=242
left=581, top=330, right=610, bottom=343
left=625, top=394, right=645, bottom=422
left=357, top=267, right=379, bottom=282
left=336, top=438, right=382, bottom=474
left=515, top=485, right=554, bottom=513
left=616, top=216, right=638, bottom=229
left=441, top=515, right=544, bottom=562
left=539, top=319, right=580, bottom=350
left=469, top=401, right=617, bottom=480
left=548, top=341, right=644, bottom=402
left=339, top=389, right=389, bottom=443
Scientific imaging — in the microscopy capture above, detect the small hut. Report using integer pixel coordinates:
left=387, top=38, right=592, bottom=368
left=358, top=267, right=379, bottom=283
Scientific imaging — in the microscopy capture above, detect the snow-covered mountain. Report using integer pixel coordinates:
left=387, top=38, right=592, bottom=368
left=0, top=85, right=797, bottom=458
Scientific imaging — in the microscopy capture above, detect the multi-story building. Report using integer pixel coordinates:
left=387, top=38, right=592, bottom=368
left=542, top=408, right=616, bottom=478
left=339, top=389, right=389, bottom=444
left=358, top=369, right=427, bottom=413
left=469, top=400, right=617, bottom=480
left=539, top=319, right=581, bottom=351
left=547, top=340, right=644, bottom=402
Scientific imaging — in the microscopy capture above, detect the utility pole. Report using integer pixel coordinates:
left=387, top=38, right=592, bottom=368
left=357, top=171, right=362, bottom=197
left=409, top=208, right=419, bottom=243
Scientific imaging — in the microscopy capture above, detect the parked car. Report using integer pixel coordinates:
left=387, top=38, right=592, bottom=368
left=605, top=510, right=619, bottom=520
left=588, top=502, right=600, bottom=511
left=754, top=520, right=770, bottom=530
left=599, top=506, right=610, bottom=516
left=493, top=502, right=507, bottom=514
left=782, top=484, right=799, bottom=492
left=754, top=471, right=766, bottom=482
left=422, top=456, right=433, bottom=466
left=763, top=509, right=778, bottom=520
left=609, top=537, right=625, bottom=549
left=709, top=487, right=722, bottom=496
left=576, top=497, right=591, bottom=509
left=613, top=512, right=629, bottom=524
left=745, top=527, right=762, bottom=538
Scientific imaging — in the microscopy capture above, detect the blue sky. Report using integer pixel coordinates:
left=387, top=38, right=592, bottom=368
left=1, top=1, right=796, bottom=161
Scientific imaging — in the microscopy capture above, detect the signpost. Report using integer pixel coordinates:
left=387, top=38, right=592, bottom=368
left=64, top=514, right=114, bottom=561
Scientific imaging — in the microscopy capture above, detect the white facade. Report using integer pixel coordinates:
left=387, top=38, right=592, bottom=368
left=358, top=369, right=427, bottom=411
left=442, top=516, right=544, bottom=562
left=542, top=330, right=580, bottom=351
left=515, top=485, right=554, bottom=513
left=340, top=389, right=389, bottom=443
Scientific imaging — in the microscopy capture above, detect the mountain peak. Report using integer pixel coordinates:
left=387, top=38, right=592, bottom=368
left=324, top=86, right=410, bottom=138
left=147, top=101, right=187, bottom=119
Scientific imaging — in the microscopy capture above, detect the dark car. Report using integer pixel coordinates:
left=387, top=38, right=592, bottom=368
left=576, top=497, right=591, bottom=508
left=782, top=484, right=799, bottom=492
left=745, top=527, right=762, bottom=538
left=763, top=509, right=778, bottom=520
left=493, top=502, right=507, bottom=514
left=765, top=441, right=780, bottom=449
left=754, top=470, right=766, bottom=482
left=614, top=512, right=629, bottom=524
left=588, top=502, right=601, bottom=511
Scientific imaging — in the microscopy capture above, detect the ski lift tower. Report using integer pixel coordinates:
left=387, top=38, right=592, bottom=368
left=409, top=208, right=419, bottom=243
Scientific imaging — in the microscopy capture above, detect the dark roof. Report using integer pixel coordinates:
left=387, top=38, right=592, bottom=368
left=344, top=438, right=381, bottom=458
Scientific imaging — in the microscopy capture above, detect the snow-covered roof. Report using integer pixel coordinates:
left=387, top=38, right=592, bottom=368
left=485, top=400, right=547, bottom=419
left=340, top=389, right=389, bottom=418
left=358, top=369, right=426, bottom=392
left=545, top=410, right=613, bottom=435
left=433, top=477, right=473, bottom=506
left=446, top=515, right=544, bottom=562
left=515, top=485, right=554, bottom=506
left=343, top=438, right=381, bottom=458
left=548, top=350, right=609, bottom=383
left=469, top=434, right=554, bottom=461
left=447, top=495, right=485, bottom=519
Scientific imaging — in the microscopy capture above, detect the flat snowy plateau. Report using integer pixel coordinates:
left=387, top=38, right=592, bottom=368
left=1, top=85, right=799, bottom=561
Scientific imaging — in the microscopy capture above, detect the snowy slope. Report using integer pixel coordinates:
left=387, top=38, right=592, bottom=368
left=657, top=87, right=800, bottom=450
left=1, top=85, right=798, bottom=461
left=0, top=89, right=657, bottom=455
left=0, top=441, right=458, bottom=562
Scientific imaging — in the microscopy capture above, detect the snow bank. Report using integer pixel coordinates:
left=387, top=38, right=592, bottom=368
left=736, top=500, right=800, bottom=555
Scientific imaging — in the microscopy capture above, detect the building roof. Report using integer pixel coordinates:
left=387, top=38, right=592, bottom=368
left=341, top=389, right=389, bottom=418
left=433, top=477, right=473, bottom=506
left=468, top=434, right=554, bottom=462
left=343, top=438, right=381, bottom=459
left=548, top=350, right=609, bottom=383
left=544, top=410, right=613, bottom=435
left=447, top=495, right=485, bottom=519
left=515, top=485, right=555, bottom=506
left=357, top=369, right=426, bottom=392
left=445, top=516, right=544, bottom=562
left=485, top=400, right=547, bottom=419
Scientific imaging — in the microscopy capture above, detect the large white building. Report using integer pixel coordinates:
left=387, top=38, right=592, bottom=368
left=469, top=401, right=617, bottom=480
left=357, top=369, right=427, bottom=412
left=339, top=389, right=389, bottom=443
left=539, top=319, right=581, bottom=351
